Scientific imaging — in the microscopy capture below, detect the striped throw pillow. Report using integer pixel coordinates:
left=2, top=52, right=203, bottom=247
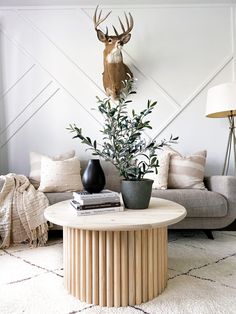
left=168, top=150, right=207, bottom=189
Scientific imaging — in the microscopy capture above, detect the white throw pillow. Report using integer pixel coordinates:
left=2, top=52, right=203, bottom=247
left=38, top=157, right=83, bottom=192
left=167, top=148, right=207, bottom=189
left=29, top=150, right=75, bottom=187
left=144, top=152, right=171, bottom=190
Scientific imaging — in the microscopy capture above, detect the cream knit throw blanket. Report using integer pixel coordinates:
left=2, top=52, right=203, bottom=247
left=0, top=173, right=49, bottom=249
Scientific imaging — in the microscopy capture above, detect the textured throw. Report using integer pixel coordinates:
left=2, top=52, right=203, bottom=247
left=0, top=174, right=49, bottom=249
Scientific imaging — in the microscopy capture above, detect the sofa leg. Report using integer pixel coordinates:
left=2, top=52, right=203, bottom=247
left=204, top=230, right=214, bottom=240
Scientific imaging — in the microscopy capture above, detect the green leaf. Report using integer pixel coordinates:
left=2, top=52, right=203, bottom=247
left=67, top=77, right=179, bottom=181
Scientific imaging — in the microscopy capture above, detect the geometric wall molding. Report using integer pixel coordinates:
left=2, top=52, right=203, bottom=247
left=0, top=4, right=235, bottom=175
left=154, top=55, right=234, bottom=138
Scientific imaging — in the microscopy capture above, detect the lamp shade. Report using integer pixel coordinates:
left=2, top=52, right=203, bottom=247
left=206, top=82, right=236, bottom=118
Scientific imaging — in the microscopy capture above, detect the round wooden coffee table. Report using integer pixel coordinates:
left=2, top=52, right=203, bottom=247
left=44, top=197, right=186, bottom=307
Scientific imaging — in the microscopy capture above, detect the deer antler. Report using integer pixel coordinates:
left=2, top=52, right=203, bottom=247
left=93, top=5, right=111, bottom=33
left=93, top=5, right=134, bottom=37
left=113, top=12, right=134, bottom=37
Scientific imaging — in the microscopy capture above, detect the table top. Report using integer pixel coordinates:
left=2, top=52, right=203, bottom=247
left=44, top=197, right=186, bottom=231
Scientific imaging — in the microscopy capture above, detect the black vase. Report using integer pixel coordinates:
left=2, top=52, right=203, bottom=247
left=82, top=159, right=106, bottom=193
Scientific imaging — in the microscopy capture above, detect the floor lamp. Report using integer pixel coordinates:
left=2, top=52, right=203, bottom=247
left=206, top=82, right=236, bottom=176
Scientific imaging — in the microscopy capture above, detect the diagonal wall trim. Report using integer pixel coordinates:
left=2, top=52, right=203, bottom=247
left=132, top=63, right=181, bottom=109
left=16, top=9, right=107, bottom=97
left=0, top=87, right=60, bottom=148
left=0, top=80, right=53, bottom=135
left=153, top=55, right=234, bottom=138
left=0, top=20, right=103, bottom=127
left=0, top=63, right=36, bottom=99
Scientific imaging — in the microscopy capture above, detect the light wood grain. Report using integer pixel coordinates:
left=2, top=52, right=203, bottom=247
left=148, top=229, right=154, bottom=300
left=86, top=230, right=92, bottom=303
left=75, top=229, right=80, bottom=298
left=128, top=231, right=135, bottom=305
left=45, top=198, right=186, bottom=231
left=63, top=227, right=67, bottom=290
left=99, top=231, right=106, bottom=306
left=135, top=230, right=142, bottom=304
left=56, top=199, right=184, bottom=307
left=121, top=231, right=128, bottom=306
left=114, top=231, right=121, bottom=307
left=142, top=229, right=148, bottom=303
left=153, top=228, right=158, bottom=297
left=80, top=230, right=86, bottom=302
left=106, top=231, right=114, bottom=307
left=92, top=231, right=99, bottom=304
left=70, top=228, right=75, bottom=296
left=164, top=228, right=168, bottom=288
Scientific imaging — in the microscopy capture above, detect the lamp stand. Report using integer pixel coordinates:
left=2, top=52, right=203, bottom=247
left=222, top=114, right=236, bottom=175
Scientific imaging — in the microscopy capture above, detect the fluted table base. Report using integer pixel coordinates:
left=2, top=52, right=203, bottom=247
left=63, top=226, right=168, bottom=307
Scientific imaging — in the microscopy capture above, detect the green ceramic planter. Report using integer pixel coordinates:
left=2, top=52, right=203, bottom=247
left=121, top=179, right=154, bottom=209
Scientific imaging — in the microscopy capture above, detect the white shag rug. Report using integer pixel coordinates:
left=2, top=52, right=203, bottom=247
left=0, top=231, right=236, bottom=314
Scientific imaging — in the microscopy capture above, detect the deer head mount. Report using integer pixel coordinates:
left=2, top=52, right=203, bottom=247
left=93, top=6, right=134, bottom=100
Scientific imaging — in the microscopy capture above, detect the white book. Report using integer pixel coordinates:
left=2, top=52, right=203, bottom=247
left=73, top=190, right=120, bottom=205
left=75, top=206, right=124, bottom=216
left=73, top=189, right=119, bottom=199
left=74, top=196, right=120, bottom=205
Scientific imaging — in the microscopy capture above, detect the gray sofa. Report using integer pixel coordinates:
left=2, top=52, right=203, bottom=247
left=45, top=161, right=236, bottom=239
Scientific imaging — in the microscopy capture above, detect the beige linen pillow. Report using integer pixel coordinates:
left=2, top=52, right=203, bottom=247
left=145, top=152, right=171, bottom=189
left=38, top=156, right=83, bottom=192
left=167, top=149, right=207, bottom=189
left=29, top=150, right=75, bottom=187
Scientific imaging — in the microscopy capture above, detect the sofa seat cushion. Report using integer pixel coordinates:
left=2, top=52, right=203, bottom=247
left=151, top=189, right=227, bottom=218
left=45, top=192, right=73, bottom=205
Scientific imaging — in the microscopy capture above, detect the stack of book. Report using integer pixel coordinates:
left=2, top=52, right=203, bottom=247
left=70, top=189, right=123, bottom=215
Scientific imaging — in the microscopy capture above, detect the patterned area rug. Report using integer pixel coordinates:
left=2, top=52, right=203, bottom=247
left=0, top=231, right=236, bottom=314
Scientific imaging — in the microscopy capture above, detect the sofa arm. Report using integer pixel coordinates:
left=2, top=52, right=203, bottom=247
left=205, top=176, right=236, bottom=221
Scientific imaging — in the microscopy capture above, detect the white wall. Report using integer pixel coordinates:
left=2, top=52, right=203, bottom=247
left=0, top=3, right=235, bottom=176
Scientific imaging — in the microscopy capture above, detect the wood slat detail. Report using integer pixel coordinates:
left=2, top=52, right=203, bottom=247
left=92, top=231, right=99, bottom=305
left=63, top=226, right=168, bottom=307
left=70, top=228, right=75, bottom=296
left=106, top=231, right=114, bottom=307
left=148, top=229, right=154, bottom=300
left=80, top=230, right=86, bottom=302
left=135, top=230, right=142, bottom=305
left=86, top=230, right=92, bottom=303
left=99, top=231, right=106, bottom=306
left=114, top=231, right=121, bottom=307
left=164, top=228, right=168, bottom=289
left=153, top=228, right=158, bottom=297
left=75, top=229, right=80, bottom=298
left=157, top=228, right=162, bottom=294
left=63, top=227, right=67, bottom=290
left=128, top=231, right=136, bottom=305
left=121, top=231, right=128, bottom=306
left=142, top=229, right=148, bottom=303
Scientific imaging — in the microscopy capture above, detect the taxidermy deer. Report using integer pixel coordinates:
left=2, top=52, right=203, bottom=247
left=93, top=6, right=134, bottom=100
